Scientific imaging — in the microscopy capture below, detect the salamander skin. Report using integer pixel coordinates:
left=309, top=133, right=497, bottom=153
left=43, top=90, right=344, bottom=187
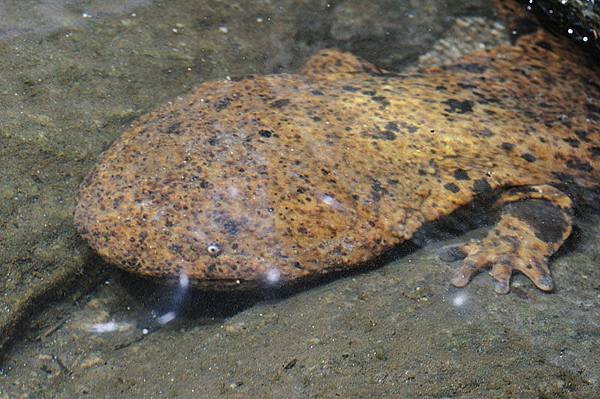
left=74, top=0, right=599, bottom=293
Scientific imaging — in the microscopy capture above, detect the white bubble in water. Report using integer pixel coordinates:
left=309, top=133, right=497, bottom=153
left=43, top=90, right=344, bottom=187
left=452, top=292, right=468, bottom=307
left=321, top=194, right=335, bottom=206
left=179, top=271, right=189, bottom=289
left=265, top=267, right=281, bottom=284
left=86, top=320, right=132, bottom=333
left=157, top=311, right=176, bottom=325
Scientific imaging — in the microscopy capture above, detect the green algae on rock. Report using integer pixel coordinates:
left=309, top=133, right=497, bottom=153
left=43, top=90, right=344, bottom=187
left=75, top=0, right=599, bottom=293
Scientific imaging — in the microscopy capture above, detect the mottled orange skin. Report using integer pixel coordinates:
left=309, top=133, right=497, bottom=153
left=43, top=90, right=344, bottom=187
left=75, top=2, right=599, bottom=292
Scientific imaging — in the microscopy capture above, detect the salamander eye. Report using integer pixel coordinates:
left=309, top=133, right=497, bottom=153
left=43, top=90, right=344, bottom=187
left=207, top=243, right=222, bottom=257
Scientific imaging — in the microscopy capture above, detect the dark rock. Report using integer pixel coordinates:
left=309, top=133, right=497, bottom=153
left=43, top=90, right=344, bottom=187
left=519, top=0, right=600, bottom=62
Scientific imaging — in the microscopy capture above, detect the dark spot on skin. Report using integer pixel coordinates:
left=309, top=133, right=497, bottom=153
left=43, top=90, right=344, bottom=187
left=574, top=130, right=589, bottom=142
left=443, top=99, right=473, bottom=114
left=214, top=97, right=231, bottom=111
left=590, top=146, right=600, bottom=157
left=378, top=130, right=397, bottom=140
left=562, top=138, right=580, bottom=148
left=372, top=96, right=390, bottom=107
left=399, top=122, right=419, bottom=133
left=371, top=180, right=388, bottom=201
left=259, top=129, right=273, bottom=138
left=505, top=200, right=568, bottom=243
left=444, top=182, right=460, bottom=193
left=223, top=220, right=238, bottom=236
left=566, top=159, right=593, bottom=172
left=453, top=169, right=470, bottom=180
left=500, top=142, right=514, bottom=151
left=472, top=179, right=492, bottom=194
left=521, top=153, right=537, bottom=162
left=457, top=82, right=477, bottom=89
left=535, top=41, right=552, bottom=51
left=271, top=99, right=290, bottom=108
left=478, top=129, right=493, bottom=137
left=385, top=122, right=399, bottom=132
left=478, top=96, right=500, bottom=105
left=342, top=85, right=359, bottom=92
left=165, top=122, right=182, bottom=135
left=168, top=244, right=183, bottom=254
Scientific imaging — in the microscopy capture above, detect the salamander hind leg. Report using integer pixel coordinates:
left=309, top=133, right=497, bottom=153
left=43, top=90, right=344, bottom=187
left=450, top=185, right=574, bottom=294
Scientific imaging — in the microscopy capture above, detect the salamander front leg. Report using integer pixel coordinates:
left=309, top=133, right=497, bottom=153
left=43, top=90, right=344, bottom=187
left=450, top=185, right=573, bottom=294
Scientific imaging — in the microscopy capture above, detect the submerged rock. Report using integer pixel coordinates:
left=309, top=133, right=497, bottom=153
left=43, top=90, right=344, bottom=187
left=521, top=0, right=600, bottom=62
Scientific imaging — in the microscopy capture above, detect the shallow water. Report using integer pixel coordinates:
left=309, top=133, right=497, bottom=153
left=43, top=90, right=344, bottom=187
left=1, top=1, right=599, bottom=398
left=0, top=0, right=152, bottom=39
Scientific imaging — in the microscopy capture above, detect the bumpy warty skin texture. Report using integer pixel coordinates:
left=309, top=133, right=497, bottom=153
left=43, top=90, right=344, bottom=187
left=74, top=3, right=599, bottom=289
